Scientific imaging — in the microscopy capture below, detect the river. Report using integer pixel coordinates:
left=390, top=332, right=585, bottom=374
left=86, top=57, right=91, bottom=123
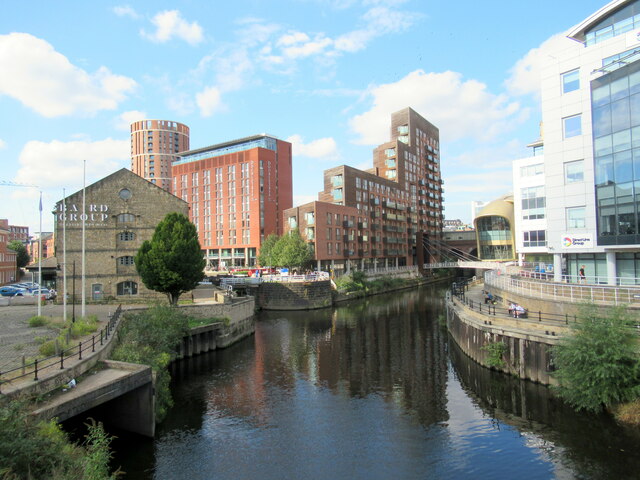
left=108, top=284, right=640, bottom=479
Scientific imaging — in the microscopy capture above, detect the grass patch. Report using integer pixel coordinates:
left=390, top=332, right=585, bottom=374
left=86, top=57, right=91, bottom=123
left=613, top=398, right=640, bottom=427
left=28, top=315, right=49, bottom=327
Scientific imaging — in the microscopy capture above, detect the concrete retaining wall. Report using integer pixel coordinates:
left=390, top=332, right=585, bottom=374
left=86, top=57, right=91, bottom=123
left=446, top=296, right=558, bottom=385
left=257, top=280, right=333, bottom=310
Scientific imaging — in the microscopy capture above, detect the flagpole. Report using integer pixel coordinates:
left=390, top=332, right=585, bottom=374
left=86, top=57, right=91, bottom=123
left=63, top=188, right=67, bottom=323
left=37, top=191, right=42, bottom=317
left=81, top=160, right=86, bottom=318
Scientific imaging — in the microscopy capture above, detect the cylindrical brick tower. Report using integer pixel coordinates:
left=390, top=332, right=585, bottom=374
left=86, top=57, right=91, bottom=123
left=130, top=119, right=190, bottom=192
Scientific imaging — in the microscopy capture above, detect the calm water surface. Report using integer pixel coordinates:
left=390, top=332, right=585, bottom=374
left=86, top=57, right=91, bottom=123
left=111, top=285, right=640, bottom=479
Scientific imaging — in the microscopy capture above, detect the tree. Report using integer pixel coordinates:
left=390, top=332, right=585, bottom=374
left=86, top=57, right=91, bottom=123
left=135, top=212, right=205, bottom=305
left=8, top=240, right=29, bottom=269
left=271, top=230, right=313, bottom=271
left=552, top=304, right=640, bottom=412
left=257, top=233, right=279, bottom=267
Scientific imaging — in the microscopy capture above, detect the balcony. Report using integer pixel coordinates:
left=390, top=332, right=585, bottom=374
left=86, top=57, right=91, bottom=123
left=371, top=223, right=381, bottom=230
left=383, top=213, right=397, bottom=220
left=371, top=249, right=379, bottom=256
left=396, top=215, right=407, bottom=222
left=358, top=221, right=368, bottom=229
left=419, top=189, right=427, bottom=196
left=358, top=235, right=369, bottom=242
left=383, top=248, right=400, bottom=256
left=371, top=235, right=381, bottom=243
left=418, top=179, right=426, bottom=186
left=382, top=200, right=397, bottom=209
left=343, top=220, right=354, bottom=228
left=370, top=211, right=379, bottom=219
left=370, top=198, right=380, bottom=206
left=343, top=235, right=355, bottom=242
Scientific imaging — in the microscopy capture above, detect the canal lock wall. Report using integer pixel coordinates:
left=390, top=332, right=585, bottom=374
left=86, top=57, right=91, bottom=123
left=446, top=295, right=560, bottom=385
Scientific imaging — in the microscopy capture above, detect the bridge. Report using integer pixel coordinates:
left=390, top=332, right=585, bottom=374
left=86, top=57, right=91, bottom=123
left=423, top=260, right=510, bottom=270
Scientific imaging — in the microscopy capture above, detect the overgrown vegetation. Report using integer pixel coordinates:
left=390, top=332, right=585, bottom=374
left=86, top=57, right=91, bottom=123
left=37, top=316, right=99, bottom=357
left=257, top=231, right=313, bottom=270
left=28, top=315, right=48, bottom=327
left=334, top=271, right=420, bottom=296
left=481, top=341, right=508, bottom=369
left=111, top=305, right=189, bottom=422
left=552, top=304, right=640, bottom=413
left=0, top=399, right=119, bottom=479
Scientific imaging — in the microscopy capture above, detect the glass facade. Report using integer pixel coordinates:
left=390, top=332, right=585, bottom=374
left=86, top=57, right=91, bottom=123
left=592, top=58, right=640, bottom=245
left=585, top=0, right=640, bottom=46
left=476, top=216, right=514, bottom=260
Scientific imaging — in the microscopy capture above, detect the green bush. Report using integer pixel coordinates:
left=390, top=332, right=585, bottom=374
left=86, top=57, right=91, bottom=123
left=0, top=400, right=117, bottom=479
left=39, top=337, right=70, bottom=357
left=481, top=341, right=507, bottom=369
left=111, top=305, right=189, bottom=422
left=552, top=304, right=640, bottom=412
left=28, top=315, right=49, bottom=327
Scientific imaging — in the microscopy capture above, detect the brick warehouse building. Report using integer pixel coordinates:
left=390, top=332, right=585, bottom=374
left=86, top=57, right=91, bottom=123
left=172, top=134, right=293, bottom=270
left=131, top=119, right=190, bottom=192
left=54, top=168, right=189, bottom=302
left=284, top=107, right=444, bottom=273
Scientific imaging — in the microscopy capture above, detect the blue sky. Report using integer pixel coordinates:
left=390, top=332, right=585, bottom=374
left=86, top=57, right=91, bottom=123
left=0, top=0, right=606, bottom=234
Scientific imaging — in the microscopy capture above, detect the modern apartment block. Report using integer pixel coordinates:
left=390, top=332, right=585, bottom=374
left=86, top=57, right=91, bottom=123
left=284, top=107, right=444, bottom=273
left=131, top=119, right=190, bottom=192
left=534, top=0, right=640, bottom=283
left=172, top=134, right=293, bottom=269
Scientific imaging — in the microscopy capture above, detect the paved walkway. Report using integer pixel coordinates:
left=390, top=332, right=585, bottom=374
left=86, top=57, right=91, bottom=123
left=0, top=303, right=131, bottom=375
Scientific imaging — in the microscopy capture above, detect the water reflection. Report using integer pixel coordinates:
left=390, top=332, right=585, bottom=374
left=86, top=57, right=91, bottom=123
left=110, top=285, right=640, bottom=480
left=448, top=337, right=640, bottom=480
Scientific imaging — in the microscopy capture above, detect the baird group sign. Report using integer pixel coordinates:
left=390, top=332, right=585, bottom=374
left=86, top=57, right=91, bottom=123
left=561, top=234, right=593, bottom=249
left=56, top=203, right=110, bottom=226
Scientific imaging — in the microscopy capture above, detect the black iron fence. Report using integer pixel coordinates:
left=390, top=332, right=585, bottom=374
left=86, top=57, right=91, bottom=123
left=0, top=305, right=123, bottom=393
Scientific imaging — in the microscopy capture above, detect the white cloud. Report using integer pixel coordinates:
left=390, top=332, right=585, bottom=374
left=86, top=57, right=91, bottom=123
left=115, top=110, right=147, bottom=131
left=287, top=134, right=339, bottom=160
left=113, top=5, right=140, bottom=19
left=0, top=33, right=137, bottom=118
left=349, top=69, right=524, bottom=145
left=196, top=86, right=223, bottom=117
left=505, top=33, right=578, bottom=98
left=0, top=139, right=6, bottom=150
left=14, top=138, right=130, bottom=190
left=141, top=10, right=204, bottom=45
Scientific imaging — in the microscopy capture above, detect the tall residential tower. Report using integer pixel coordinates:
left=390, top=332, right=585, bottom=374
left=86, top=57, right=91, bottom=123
left=130, top=119, right=190, bottom=191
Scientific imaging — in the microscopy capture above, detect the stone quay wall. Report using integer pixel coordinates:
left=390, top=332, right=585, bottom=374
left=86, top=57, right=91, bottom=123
left=256, top=280, right=333, bottom=310
left=175, top=297, right=255, bottom=358
left=446, top=295, right=559, bottom=385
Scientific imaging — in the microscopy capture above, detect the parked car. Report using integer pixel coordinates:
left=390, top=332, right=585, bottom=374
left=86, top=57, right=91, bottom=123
left=0, top=286, right=24, bottom=296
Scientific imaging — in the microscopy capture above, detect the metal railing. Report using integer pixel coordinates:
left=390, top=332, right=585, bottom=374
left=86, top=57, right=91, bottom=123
left=515, top=268, right=640, bottom=286
left=0, top=305, right=123, bottom=392
left=485, top=271, right=640, bottom=306
left=424, top=260, right=513, bottom=270
left=220, top=272, right=331, bottom=288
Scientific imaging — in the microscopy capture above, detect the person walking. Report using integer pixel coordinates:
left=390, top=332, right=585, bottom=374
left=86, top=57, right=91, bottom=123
left=579, top=265, right=586, bottom=284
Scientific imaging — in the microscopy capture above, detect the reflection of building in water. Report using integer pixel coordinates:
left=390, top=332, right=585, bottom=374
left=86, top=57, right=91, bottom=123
left=447, top=337, right=640, bottom=478
left=316, top=290, right=449, bottom=425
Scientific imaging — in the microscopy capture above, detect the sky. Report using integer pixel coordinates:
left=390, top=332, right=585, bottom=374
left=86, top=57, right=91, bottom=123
left=0, top=0, right=608, bottom=234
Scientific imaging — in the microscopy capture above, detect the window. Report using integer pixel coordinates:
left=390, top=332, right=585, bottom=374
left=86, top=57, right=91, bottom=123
left=563, top=114, right=582, bottom=138
left=521, top=186, right=545, bottom=220
left=288, top=216, right=297, bottom=229
left=564, top=160, right=584, bottom=184
left=523, top=230, right=546, bottom=247
left=117, top=281, right=138, bottom=296
left=118, top=256, right=135, bottom=265
left=117, top=232, right=135, bottom=241
left=520, top=163, right=543, bottom=177
left=567, top=206, right=586, bottom=229
left=117, top=213, right=136, bottom=223
left=562, top=69, right=580, bottom=94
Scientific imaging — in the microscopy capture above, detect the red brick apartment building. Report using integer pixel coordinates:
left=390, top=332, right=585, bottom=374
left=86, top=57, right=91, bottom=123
left=131, top=119, right=190, bottom=192
left=28, top=232, right=55, bottom=261
left=172, top=134, right=292, bottom=269
left=9, top=224, right=29, bottom=244
left=284, top=107, right=444, bottom=273
left=0, top=219, right=17, bottom=285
